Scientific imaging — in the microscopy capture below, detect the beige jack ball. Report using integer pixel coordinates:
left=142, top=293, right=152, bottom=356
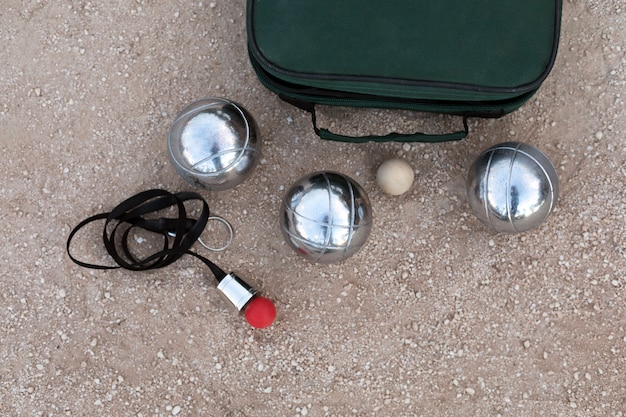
left=376, top=158, right=415, bottom=195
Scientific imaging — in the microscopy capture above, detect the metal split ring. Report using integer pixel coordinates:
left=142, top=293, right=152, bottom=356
left=197, top=216, right=233, bottom=252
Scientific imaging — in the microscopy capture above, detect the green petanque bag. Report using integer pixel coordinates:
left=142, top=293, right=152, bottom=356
left=246, top=0, right=562, bottom=143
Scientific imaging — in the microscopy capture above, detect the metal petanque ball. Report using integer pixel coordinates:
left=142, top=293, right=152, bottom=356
left=167, top=97, right=261, bottom=191
left=466, top=141, right=559, bottom=233
left=279, top=171, right=373, bottom=264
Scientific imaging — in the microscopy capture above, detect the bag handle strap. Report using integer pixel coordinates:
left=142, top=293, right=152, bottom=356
left=280, top=95, right=469, bottom=143
left=312, top=106, right=469, bottom=143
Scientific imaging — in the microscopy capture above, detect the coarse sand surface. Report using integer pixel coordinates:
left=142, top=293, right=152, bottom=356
left=1, top=1, right=625, bottom=416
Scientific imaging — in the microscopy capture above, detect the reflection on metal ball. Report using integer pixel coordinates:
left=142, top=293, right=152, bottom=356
left=279, top=171, right=373, bottom=264
left=167, top=97, right=261, bottom=191
left=466, top=142, right=559, bottom=233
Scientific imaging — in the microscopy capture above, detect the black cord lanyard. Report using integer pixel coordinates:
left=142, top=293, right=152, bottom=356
left=66, top=189, right=227, bottom=283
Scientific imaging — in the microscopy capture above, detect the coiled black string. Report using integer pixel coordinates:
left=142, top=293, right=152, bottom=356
left=66, top=189, right=227, bottom=283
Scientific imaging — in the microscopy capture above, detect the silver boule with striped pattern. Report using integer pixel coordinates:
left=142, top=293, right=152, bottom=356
left=167, top=97, right=261, bottom=191
left=280, top=171, right=373, bottom=263
left=466, top=142, right=559, bottom=233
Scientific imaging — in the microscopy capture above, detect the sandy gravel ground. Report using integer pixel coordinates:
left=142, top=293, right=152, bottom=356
left=2, top=1, right=625, bottom=416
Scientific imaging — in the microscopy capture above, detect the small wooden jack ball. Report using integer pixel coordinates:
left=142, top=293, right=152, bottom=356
left=376, top=158, right=415, bottom=196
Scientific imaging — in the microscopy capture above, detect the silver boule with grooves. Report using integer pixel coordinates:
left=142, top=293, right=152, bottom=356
left=167, top=97, right=261, bottom=191
left=280, top=171, right=373, bottom=264
left=466, top=141, right=559, bottom=233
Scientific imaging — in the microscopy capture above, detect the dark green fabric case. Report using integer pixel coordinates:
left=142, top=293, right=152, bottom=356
left=247, top=0, right=562, bottom=143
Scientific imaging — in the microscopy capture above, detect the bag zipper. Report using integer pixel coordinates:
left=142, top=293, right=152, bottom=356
left=250, top=54, right=532, bottom=117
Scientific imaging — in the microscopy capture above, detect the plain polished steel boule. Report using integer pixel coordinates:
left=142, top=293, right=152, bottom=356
left=167, top=97, right=261, bottom=191
left=279, top=171, right=373, bottom=264
left=466, top=141, right=559, bottom=233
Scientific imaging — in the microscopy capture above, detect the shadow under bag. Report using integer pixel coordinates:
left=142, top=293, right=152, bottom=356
left=246, top=0, right=562, bottom=143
